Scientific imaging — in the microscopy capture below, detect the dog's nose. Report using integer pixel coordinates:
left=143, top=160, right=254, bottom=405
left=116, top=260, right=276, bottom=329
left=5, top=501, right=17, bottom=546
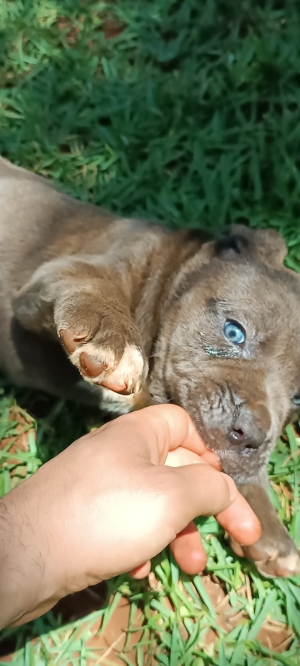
left=228, top=407, right=268, bottom=449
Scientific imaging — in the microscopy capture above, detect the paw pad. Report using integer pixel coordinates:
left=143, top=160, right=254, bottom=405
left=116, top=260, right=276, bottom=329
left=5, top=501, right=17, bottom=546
left=80, top=352, right=107, bottom=378
left=60, top=329, right=146, bottom=396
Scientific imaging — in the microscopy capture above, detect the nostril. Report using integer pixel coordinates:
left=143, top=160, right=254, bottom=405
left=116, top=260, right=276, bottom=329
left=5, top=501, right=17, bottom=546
left=228, top=407, right=267, bottom=450
left=229, top=426, right=263, bottom=449
left=244, top=439, right=262, bottom=450
left=230, top=427, right=245, bottom=443
left=233, top=428, right=244, bottom=438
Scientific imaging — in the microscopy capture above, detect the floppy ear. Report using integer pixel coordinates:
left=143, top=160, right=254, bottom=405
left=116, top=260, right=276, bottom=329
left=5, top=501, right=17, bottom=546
left=215, top=224, right=287, bottom=267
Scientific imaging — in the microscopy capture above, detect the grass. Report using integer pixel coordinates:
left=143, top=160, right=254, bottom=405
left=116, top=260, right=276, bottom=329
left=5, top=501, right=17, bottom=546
left=0, top=0, right=300, bottom=663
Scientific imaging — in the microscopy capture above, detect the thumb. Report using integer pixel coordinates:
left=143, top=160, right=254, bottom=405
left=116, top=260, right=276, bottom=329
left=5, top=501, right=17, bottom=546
left=165, top=463, right=236, bottom=535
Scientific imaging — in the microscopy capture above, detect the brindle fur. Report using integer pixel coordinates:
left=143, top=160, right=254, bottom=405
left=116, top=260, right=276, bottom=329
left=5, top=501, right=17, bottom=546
left=0, top=157, right=299, bottom=578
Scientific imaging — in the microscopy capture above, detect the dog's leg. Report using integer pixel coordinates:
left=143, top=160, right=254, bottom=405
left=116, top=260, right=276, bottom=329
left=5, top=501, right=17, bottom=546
left=231, top=473, right=300, bottom=578
left=12, top=256, right=148, bottom=396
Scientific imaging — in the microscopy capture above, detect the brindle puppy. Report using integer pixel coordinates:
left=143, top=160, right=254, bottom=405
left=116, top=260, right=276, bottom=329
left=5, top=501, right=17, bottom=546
left=0, top=157, right=299, bottom=578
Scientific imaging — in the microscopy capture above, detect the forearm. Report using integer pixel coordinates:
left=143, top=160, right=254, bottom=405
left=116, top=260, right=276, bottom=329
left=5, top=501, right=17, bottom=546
left=0, top=477, right=59, bottom=628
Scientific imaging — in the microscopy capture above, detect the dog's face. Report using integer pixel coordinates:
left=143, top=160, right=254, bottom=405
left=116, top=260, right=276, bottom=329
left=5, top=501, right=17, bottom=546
left=153, top=226, right=300, bottom=483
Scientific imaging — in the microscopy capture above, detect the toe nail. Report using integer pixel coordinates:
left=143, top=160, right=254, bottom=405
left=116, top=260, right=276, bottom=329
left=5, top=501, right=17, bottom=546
left=60, top=329, right=88, bottom=353
left=119, top=385, right=133, bottom=395
left=100, top=379, right=133, bottom=395
left=73, top=332, right=88, bottom=341
left=80, top=352, right=107, bottom=378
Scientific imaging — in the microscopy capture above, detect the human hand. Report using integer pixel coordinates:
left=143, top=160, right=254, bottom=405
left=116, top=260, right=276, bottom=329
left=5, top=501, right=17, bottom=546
left=0, top=405, right=261, bottom=628
left=131, top=432, right=259, bottom=579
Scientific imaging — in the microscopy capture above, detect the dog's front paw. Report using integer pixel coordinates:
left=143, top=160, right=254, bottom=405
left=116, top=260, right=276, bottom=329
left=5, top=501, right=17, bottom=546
left=13, top=260, right=148, bottom=396
left=60, top=325, right=147, bottom=395
left=230, top=531, right=300, bottom=578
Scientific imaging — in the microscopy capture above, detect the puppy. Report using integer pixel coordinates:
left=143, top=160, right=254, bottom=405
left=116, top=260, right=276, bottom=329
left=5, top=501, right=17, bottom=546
left=0, top=157, right=299, bottom=578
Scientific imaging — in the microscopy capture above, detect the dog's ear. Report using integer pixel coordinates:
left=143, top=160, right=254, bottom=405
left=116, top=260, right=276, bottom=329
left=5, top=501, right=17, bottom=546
left=215, top=224, right=287, bottom=267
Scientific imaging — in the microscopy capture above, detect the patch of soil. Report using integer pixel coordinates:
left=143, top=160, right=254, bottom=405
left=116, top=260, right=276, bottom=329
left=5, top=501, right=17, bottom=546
left=1, top=573, right=293, bottom=664
left=0, top=405, right=34, bottom=456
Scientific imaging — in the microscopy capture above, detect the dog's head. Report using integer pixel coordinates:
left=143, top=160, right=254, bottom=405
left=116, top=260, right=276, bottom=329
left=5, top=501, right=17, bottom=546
left=152, top=225, right=300, bottom=483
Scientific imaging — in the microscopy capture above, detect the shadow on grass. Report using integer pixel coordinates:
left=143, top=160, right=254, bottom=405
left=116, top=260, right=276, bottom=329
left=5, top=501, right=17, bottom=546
left=0, top=583, right=109, bottom=658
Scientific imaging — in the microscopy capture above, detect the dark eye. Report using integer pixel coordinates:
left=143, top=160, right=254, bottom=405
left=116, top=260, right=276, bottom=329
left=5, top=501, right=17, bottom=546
left=223, top=320, right=246, bottom=345
left=293, top=395, right=300, bottom=407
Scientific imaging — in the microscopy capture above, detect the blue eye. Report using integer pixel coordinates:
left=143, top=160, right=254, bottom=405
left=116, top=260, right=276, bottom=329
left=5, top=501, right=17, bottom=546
left=293, top=395, right=300, bottom=407
left=224, top=320, right=246, bottom=345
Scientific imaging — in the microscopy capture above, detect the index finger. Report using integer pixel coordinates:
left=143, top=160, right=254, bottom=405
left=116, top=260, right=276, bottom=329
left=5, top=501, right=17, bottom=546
left=166, top=448, right=261, bottom=545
